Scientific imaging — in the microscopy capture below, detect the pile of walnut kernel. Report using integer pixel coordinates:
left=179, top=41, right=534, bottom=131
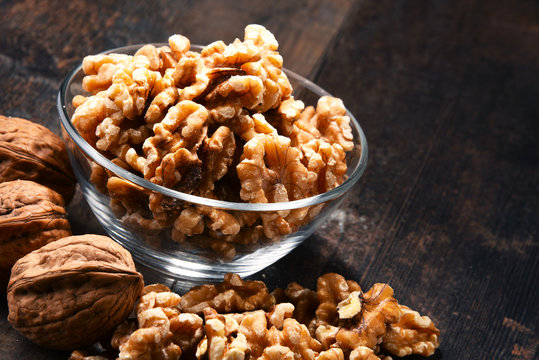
left=71, top=273, right=440, bottom=360
left=71, top=25, right=354, bottom=255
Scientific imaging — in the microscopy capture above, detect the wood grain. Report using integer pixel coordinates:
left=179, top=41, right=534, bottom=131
left=0, top=0, right=538, bottom=359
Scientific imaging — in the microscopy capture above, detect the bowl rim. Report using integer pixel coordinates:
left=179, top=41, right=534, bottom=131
left=57, top=43, right=368, bottom=212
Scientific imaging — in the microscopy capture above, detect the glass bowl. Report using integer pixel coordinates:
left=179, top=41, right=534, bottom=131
left=57, top=44, right=368, bottom=286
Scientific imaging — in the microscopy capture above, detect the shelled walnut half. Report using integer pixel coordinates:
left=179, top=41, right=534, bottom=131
left=72, top=273, right=440, bottom=360
left=7, top=234, right=144, bottom=350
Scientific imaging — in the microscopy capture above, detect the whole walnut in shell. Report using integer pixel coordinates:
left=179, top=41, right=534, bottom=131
left=0, top=115, right=76, bottom=202
left=0, top=180, right=71, bottom=284
left=7, top=234, right=144, bottom=350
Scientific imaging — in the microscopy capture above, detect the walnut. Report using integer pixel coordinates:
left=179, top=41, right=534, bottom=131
left=318, top=348, right=345, bottom=360
left=265, top=97, right=305, bottom=137
left=348, top=346, right=383, bottom=360
left=381, top=304, right=440, bottom=357
left=272, top=282, right=319, bottom=327
left=114, top=283, right=204, bottom=359
left=337, top=291, right=363, bottom=319
left=197, top=125, right=236, bottom=197
left=334, top=283, right=401, bottom=351
left=7, top=234, right=144, bottom=350
left=105, top=66, right=156, bottom=121
left=134, top=44, right=160, bottom=70
left=209, top=238, right=237, bottom=260
left=266, top=302, right=295, bottom=329
left=117, top=307, right=183, bottom=360
left=201, top=308, right=251, bottom=360
left=72, top=90, right=123, bottom=147
left=170, top=312, right=206, bottom=356
left=314, top=273, right=362, bottom=327
left=289, top=105, right=319, bottom=147
left=237, top=133, right=316, bottom=239
left=71, top=25, right=356, bottom=256
left=180, top=273, right=275, bottom=314
left=145, top=86, right=179, bottom=124
left=168, top=34, right=191, bottom=60
left=0, top=180, right=71, bottom=285
left=310, top=274, right=402, bottom=352
left=238, top=133, right=314, bottom=203
left=279, top=317, right=323, bottom=357
left=81, top=53, right=133, bottom=94
left=237, top=309, right=270, bottom=358
left=199, top=308, right=271, bottom=359
left=199, top=206, right=241, bottom=238
left=257, top=344, right=295, bottom=360
left=204, top=75, right=264, bottom=111
left=259, top=317, right=325, bottom=360
left=142, top=100, right=207, bottom=186
left=240, top=24, right=292, bottom=112
left=172, top=206, right=205, bottom=242
left=68, top=350, right=109, bottom=360
left=301, top=139, right=348, bottom=193
left=315, top=96, right=354, bottom=152
left=315, top=325, right=339, bottom=349
left=0, top=116, right=76, bottom=202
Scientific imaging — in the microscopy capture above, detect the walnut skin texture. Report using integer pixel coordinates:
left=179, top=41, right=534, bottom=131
left=0, top=180, right=71, bottom=284
left=7, top=234, right=144, bottom=350
left=0, top=115, right=76, bottom=202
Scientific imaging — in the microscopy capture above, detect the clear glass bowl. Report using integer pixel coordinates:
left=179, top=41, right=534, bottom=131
left=57, top=44, right=368, bottom=285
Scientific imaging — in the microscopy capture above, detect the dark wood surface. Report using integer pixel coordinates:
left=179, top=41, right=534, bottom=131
left=1, top=0, right=538, bottom=359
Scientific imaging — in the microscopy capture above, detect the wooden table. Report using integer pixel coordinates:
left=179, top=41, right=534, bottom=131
left=1, top=0, right=537, bottom=359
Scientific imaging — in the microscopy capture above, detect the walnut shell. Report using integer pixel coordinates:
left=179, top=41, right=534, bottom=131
left=7, top=234, right=144, bottom=350
left=0, top=180, right=71, bottom=282
left=0, top=115, right=76, bottom=202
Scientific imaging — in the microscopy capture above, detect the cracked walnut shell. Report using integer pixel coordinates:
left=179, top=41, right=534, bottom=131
left=7, top=234, right=144, bottom=350
left=0, top=116, right=76, bottom=202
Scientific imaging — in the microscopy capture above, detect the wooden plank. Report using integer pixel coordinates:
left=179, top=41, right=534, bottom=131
left=282, top=0, right=539, bottom=358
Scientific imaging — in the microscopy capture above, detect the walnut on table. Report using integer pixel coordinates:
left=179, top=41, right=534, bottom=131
left=0, top=115, right=76, bottom=202
left=381, top=304, right=440, bottom=358
left=78, top=273, right=439, bottom=360
left=69, top=350, right=109, bottom=360
left=198, top=308, right=252, bottom=360
left=112, top=283, right=204, bottom=360
left=333, top=283, right=401, bottom=351
left=180, top=273, right=275, bottom=314
left=0, top=180, right=71, bottom=284
left=314, top=273, right=363, bottom=328
left=272, top=282, right=319, bottom=328
left=348, top=346, right=385, bottom=360
left=7, top=235, right=144, bottom=351
left=307, top=273, right=403, bottom=357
